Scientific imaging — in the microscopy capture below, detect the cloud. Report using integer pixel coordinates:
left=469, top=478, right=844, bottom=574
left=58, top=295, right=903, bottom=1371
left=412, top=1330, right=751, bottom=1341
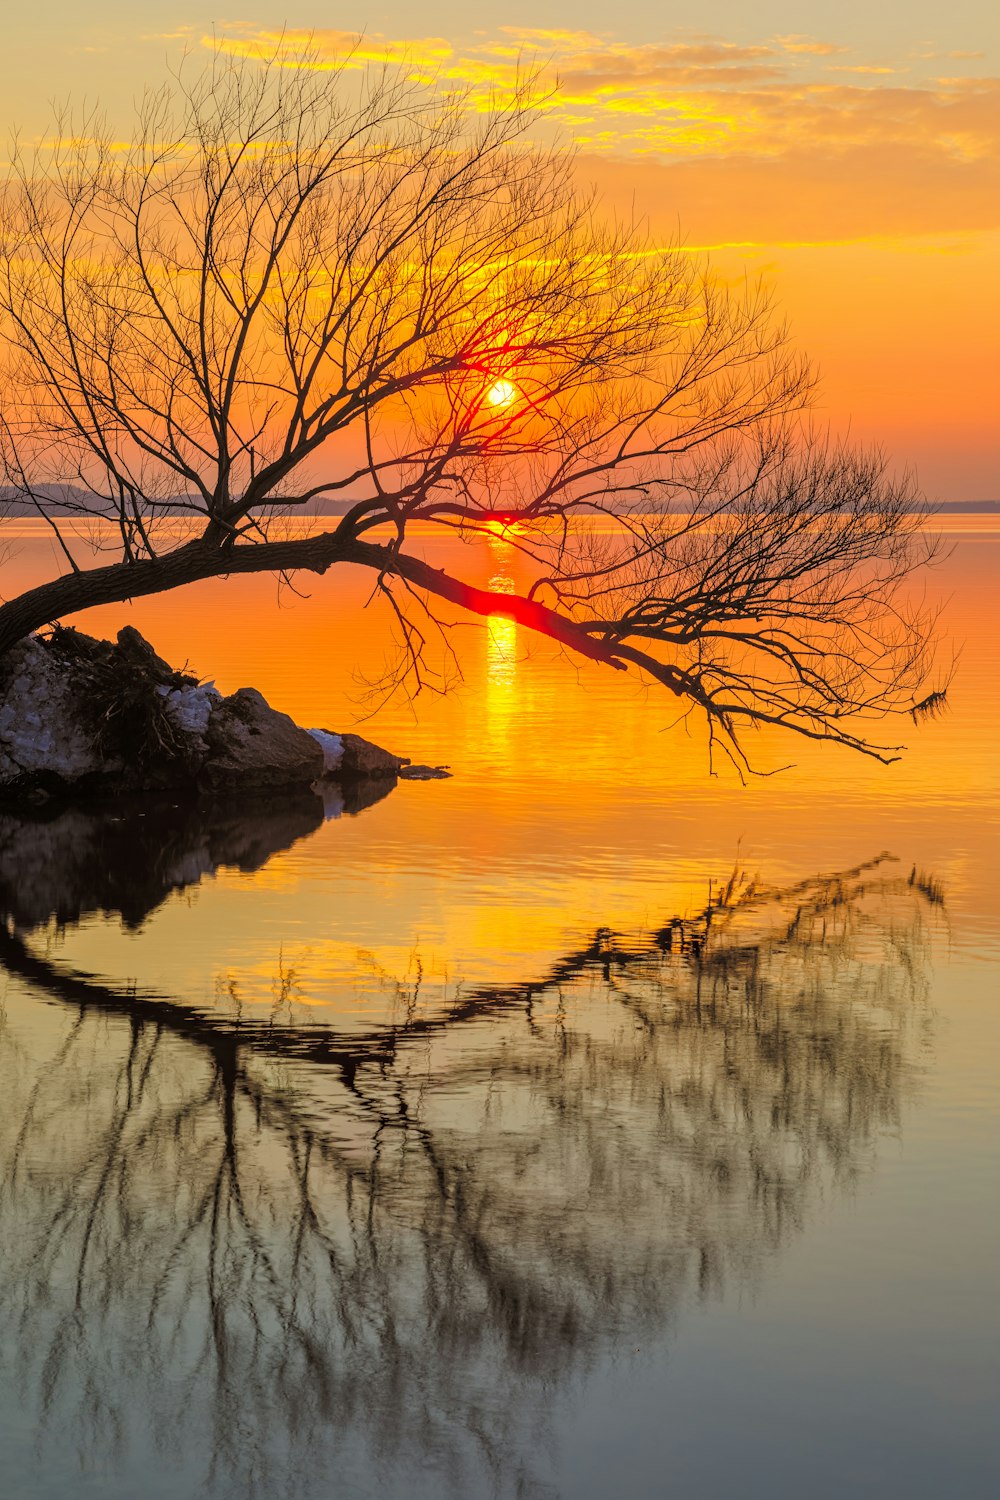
left=203, top=27, right=998, bottom=155
left=199, top=28, right=1000, bottom=237
left=175, top=25, right=997, bottom=490
left=545, top=73, right=1000, bottom=173
left=142, top=27, right=198, bottom=42
left=204, top=28, right=787, bottom=86
left=915, top=48, right=986, bottom=61
left=209, top=29, right=456, bottom=73
left=496, top=27, right=605, bottom=50
left=775, top=37, right=850, bottom=57
left=832, top=65, right=902, bottom=76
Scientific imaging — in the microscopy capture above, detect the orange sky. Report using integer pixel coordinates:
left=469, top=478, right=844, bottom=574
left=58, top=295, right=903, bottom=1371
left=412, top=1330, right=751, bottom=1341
left=3, top=6, right=998, bottom=499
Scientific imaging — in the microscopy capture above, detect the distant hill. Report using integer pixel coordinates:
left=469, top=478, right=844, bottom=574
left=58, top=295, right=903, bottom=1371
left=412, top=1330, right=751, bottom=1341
left=922, top=500, right=999, bottom=514
left=0, top=488, right=356, bottom=519
left=0, top=484, right=100, bottom=516
left=1, top=487, right=996, bottom=520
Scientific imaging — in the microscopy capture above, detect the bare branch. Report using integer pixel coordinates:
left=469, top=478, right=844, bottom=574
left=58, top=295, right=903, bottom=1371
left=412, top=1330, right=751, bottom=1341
left=0, top=47, right=943, bottom=765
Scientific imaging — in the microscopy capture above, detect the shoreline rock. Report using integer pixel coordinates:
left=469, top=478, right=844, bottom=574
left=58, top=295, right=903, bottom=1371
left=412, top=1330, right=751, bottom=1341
left=202, top=687, right=325, bottom=789
left=0, top=626, right=423, bottom=805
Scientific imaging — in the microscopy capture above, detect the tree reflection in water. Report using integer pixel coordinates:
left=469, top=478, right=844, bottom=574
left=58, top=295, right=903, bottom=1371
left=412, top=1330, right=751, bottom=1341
left=0, top=802, right=941, bottom=1498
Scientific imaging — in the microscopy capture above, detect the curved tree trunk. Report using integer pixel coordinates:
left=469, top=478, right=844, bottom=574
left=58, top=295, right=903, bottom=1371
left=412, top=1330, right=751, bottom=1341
left=0, top=534, right=340, bottom=656
left=0, top=532, right=635, bottom=677
left=0, top=529, right=903, bottom=763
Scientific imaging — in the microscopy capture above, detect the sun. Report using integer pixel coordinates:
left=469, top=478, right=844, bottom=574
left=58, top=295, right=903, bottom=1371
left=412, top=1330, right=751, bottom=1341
left=486, top=378, right=517, bottom=409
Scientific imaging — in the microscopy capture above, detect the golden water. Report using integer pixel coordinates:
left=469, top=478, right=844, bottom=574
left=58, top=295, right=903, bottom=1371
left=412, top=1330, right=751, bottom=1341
left=0, top=518, right=996, bottom=1498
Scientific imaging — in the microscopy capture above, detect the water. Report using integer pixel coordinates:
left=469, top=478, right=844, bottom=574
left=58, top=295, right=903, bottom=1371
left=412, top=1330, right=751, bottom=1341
left=0, top=519, right=997, bottom=1498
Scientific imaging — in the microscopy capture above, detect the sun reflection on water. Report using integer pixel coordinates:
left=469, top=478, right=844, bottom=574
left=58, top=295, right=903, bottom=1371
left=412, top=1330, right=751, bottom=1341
left=486, top=572, right=517, bottom=763
left=485, top=533, right=518, bottom=754
left=487, top=588, right=517, bottom=684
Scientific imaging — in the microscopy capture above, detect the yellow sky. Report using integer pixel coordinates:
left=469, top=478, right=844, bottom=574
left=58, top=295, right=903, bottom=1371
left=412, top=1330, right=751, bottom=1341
left=3, top=5, right=998, bottom=498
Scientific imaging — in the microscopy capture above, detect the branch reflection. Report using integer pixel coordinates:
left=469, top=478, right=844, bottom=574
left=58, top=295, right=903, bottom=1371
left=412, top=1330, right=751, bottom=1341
left=0, top=802, right=941, bottom=1498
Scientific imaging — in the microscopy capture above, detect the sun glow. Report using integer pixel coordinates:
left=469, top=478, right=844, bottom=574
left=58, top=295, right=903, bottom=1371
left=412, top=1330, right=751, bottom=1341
left=485, top=568, right=518, bottom=743
left=486, top=378, right=517, bottom=408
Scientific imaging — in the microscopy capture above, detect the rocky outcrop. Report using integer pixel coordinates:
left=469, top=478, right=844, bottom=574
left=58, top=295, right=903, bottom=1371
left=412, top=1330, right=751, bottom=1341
left=202, top=688, right=325, bottom=790
left=338, top=731, right=409, bottom=777
left=0, top=626, right=418, bottom=803
left=302, top=729, right=409, bottom=777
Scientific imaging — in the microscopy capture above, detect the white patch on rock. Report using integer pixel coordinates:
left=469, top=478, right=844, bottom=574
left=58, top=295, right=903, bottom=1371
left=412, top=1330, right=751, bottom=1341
left=0, top=637, right=114, bottom=781
left=159, top=683, right=222, bottom=742
left=306, top=728, right=345, bottom=775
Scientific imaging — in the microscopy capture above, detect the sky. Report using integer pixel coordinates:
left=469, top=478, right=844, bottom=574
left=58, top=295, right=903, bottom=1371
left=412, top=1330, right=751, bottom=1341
left=3, top=3, right=998, bottom=499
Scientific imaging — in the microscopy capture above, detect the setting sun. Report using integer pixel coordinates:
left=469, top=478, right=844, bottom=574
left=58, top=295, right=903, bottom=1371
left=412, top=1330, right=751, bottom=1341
left=486, top=378, right=516, bottom=408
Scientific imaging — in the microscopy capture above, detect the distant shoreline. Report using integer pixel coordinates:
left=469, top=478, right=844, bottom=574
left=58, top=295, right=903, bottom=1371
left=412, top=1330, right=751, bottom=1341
left=1, top=495, right=997, bottom=520
left=921, top=500, right=1000, bottom=514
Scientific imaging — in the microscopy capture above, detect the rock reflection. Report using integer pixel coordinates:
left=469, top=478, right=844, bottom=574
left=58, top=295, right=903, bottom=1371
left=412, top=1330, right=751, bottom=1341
left=0, top=835, right=940, bottom=1499
left=0, top=778, right=395, bottom=930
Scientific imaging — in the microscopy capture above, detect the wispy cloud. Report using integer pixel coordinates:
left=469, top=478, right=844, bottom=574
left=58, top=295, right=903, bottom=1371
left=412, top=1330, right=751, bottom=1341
left=142, top=25, right=199, bottom=43
left=915, top=48, right=986, bottom=61
left=208, top=29, right=456, bottom=74
left=495, top=27, right=604, bottom=50
left=204, top=26, right=997, bottom=154
left=200, top=27, right=1000, bottom=237
left=832, top=65, right=902, bottom=76
left=775, top=37, right=850, bottom=57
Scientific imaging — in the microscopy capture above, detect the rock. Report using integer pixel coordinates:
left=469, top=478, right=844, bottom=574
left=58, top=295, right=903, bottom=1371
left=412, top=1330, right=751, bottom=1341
left=115, top=625, right=178, bottom=681
left=399, top=764, right=452, bottom=780
left=202, top=687, right=325, bottom=789
left=0, top=636, right=120, bottom=784
left=0, top=627, right=413, bottom=804
left=308, top=728, right=408, bottom=778
left=337, top=732, right=409, bottom=778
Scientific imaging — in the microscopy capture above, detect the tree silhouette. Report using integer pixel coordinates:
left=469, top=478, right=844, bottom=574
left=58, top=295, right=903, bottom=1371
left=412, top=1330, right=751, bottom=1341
left=0, top=47, right=941, bottom=767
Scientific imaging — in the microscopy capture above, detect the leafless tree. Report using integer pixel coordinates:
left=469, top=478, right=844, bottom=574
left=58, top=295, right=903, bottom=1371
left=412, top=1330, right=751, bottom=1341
left=0, top=47, right=942, bottom=767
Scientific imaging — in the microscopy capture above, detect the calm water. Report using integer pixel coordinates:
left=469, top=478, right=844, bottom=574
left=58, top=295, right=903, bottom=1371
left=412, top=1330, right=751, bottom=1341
left=0, top=518, right=997, bottom=1498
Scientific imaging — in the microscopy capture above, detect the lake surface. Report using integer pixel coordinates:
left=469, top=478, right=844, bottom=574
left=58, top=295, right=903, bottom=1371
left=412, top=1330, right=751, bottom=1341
left=0, top=517, right=997, bottom=1498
